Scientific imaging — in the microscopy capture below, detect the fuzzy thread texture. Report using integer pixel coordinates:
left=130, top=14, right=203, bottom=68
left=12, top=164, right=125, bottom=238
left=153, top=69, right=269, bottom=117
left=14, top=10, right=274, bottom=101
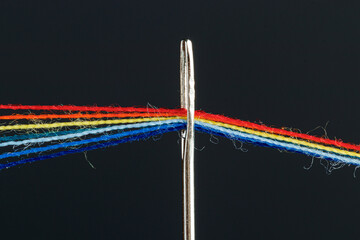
left=0, top=104, right=359, bottom=170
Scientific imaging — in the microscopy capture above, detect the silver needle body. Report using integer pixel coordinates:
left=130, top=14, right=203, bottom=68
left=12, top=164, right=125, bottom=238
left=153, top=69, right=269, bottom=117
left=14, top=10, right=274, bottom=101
left=180, top=39, right=196, bottom=240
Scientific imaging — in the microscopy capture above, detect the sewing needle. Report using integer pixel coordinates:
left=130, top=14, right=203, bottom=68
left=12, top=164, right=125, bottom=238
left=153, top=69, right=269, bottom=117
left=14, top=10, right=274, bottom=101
left=180, top=39, right=196, bottom=240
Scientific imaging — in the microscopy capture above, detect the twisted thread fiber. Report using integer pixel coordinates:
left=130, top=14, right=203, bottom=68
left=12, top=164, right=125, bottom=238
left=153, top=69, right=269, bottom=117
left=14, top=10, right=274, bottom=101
left=0, top=112, right=186, bottom=120
left=0, top=104, right=186, bottom=113
left=197, top=119, right=360, bottom=159
left=196, top=111, right=360, bottom=152
left=0, top=123, right=186, bottom=160
left=196, top=122, right=360, bottom=166
left=1, top=106, right=357, bottom=152
left=3, top=117, right=360, bottom=160
left=0, top=128, right=93, bottom=142
left=0, top=117, right=185, bottom=131
left=0, top=119, right=185, bottom=148
left=1, top=104, right=360, bottom=170
left=0, top=123, right=185, bottom=170
left=3, top=121, right=357, bottom=170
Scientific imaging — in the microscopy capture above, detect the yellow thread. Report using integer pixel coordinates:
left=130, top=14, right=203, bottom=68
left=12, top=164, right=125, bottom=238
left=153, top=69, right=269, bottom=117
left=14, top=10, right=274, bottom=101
left=197, top=118, right=360, bottom=159
left=1, top=115, right=358, bottom=159
left=0, top=117, right=185, bottom=131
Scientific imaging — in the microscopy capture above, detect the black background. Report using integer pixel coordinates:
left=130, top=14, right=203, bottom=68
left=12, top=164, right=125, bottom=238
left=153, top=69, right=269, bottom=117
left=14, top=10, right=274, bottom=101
left=0, top=1, right=360, bottom=239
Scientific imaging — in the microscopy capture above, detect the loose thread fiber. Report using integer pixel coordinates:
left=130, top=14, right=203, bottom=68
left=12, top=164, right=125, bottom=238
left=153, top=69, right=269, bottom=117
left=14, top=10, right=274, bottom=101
left=0, top=119, right=185, bottom=148
left=0, top=123, right=186, bottom=160
left=0, top=104, right=186, bottom=113
left=196, top=122, right=360, bottom=166
left=0, top=123, right=185, bottom=170
left=0, top=117, right=185, bottom=131
left=0, top=104, right=359, bottom=170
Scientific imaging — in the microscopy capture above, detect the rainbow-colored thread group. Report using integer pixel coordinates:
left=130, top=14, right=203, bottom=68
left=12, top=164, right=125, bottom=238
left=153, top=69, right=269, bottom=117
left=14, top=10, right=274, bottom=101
left=0, top=104, right=359, bottom=170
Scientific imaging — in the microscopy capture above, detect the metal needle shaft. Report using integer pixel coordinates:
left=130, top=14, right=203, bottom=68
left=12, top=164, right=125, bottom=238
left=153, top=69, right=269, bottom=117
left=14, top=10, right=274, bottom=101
left=180, top=39, right=195, bottom=240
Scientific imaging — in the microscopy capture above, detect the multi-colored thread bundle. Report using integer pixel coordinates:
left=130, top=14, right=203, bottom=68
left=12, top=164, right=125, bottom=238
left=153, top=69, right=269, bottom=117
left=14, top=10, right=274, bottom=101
left=0, top=104, right=359, bottom=170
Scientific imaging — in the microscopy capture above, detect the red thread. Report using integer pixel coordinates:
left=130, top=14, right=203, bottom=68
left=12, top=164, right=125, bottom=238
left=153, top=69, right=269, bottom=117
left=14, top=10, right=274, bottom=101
left=0, top=112, right=186, bottom=120
left=0, top=104, right=186, bottom=114
left=1, top=104, right=359, bottom=153
left=195, top=111, right=360, bottom=152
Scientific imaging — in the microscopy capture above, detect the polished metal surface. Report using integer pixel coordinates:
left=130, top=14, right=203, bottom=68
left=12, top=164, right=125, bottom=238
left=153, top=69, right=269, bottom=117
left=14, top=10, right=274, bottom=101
left=180, top=39, right=196, bottom=240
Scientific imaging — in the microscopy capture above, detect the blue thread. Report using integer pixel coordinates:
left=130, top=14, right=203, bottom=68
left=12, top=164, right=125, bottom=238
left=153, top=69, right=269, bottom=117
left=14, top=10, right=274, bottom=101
left=195, top=122, right=360, bottom=166
left=0, top=124, right=185, bottom=170
left=0, top=119, right=185, bottom=148
left=0, top=128, right=93, bottom=142
left=2, top=120, right=359, bottom=170
left=0, top=122, right=186, bottom=160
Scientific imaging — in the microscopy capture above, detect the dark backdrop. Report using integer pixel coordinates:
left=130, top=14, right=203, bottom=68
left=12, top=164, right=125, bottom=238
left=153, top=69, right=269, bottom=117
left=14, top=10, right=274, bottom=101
left=0, top=1, right=359, bottom=239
